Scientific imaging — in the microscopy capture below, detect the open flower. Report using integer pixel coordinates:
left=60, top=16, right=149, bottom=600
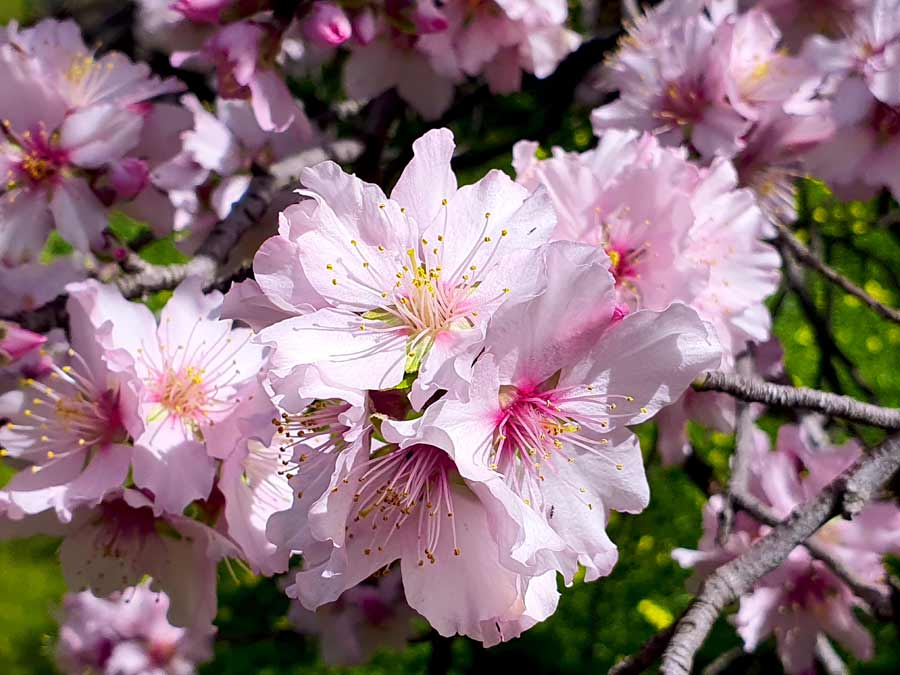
left=258, top=128, right=554, bottom=408
left=419, top=242, right=722, bottom=581
left=69, top=277, right=269, bottom=514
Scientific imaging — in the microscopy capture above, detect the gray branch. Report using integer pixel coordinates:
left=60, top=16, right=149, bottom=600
left=775, top=221, right=900, bottom=324
left=660, top=433, right=900, bottom=675
left=694, top=371, right=900, bottom=429
left=717, top=351, right=754, bottom=545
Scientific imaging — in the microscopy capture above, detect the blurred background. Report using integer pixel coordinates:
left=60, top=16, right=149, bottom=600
left=2, top=1, right=900, bottom=673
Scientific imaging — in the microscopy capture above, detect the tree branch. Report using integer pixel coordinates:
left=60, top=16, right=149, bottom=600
left=717, top=351, right=754, bottom=545
left=694, top=371, right=900, bottom=429
left=608, top=623, right=677, bottom=675
left=6, top=172, right=275, bottom=332
left=660, top=433, right=900, bottom=675
left=775, top=221, right=900, bottom=324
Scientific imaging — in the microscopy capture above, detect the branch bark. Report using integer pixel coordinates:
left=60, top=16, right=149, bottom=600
left=660, top=433, right=900, bottom=675
left=694, top=371, right=900, bottom=429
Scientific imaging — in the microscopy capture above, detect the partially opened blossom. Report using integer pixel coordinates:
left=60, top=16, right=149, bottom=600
left=301, top=2, right=353, bottom=48
left=56, top=583, right=214, bottom=675
left=258, top=128, right=554, bottom=408
left=0, top=322, right=45, bottom=365
left=173, top=20, right=307, bottom=132
left=674, top=425, right=900, bottom=672
left=287, top=574, right=417, bottom=666
left=69, top=277, right=269, bottom=514
left=418, top=242, right=721, bottom=581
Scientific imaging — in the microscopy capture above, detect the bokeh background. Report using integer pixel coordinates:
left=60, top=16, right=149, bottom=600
left=2, top=1, right=900, bottom=673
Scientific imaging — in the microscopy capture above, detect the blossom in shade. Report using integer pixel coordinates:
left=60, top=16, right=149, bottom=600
left=418, top=241, right=721, bottom=582
left=68, top=277, right=269, bottom=514
left=56, top=583, right=214, bottom=675
left=287, top=574, right=417, bottom=666
left=673, top=424, right=900, bottom=673
left=171, top=0, right=234, bottom=24
left=0, top=258, right=86, bottom=315
left=257, top=128, right=554, bottom=408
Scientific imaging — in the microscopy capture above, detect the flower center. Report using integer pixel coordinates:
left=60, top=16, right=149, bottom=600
left=327, top=208, right=512, bottom=372
left=152, top=366, right=208, bottom=419
left=491, top=383, right=640, bottom=510
left=343, top=443, right=461, bottom=565
left=3, top=124, right=68, bottom=188
left=8, top=353, right=127, bottom=467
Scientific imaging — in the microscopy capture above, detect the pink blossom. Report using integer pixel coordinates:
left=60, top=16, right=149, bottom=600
left=276, top=403, right=560, bottom=644
left=287, top=574, right=417, bottom=666
left=418, top=242, right=721, bottom=582
left=172, top=21, right=306, bottom=132
left=0, top=322, right=45, bottom=364
left=25, top=489, right=238, bottom=628
left=301, top=2, right=353, bottom=47
left=56, top=583, right=214, bottom=675
left=751, top=0, right=869, bottom=51
left=0, top=258, right=86, bottom=315
left=0, top=290, right=139, bottom=522
left=591, top=2, right=822, bottom=160
left=171, top=0, right=234, bottom=24
left=6, top=19, right=183, bottom=111
left=674, top=424, right=900, bottom=672
left=257, top=128, right=554, bottom=408
left=68, top=277, right=269, bottom=514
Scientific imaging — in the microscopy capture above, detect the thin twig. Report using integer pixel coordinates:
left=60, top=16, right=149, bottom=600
left=717, top=351, right=754, bottom=545
left=660, top=433, right=900, bottom=675
left=775, top=221, right=900, bottom=324
left=694, top=371, right=900, bottom=429
left=607, top=623, right=677, bottom=675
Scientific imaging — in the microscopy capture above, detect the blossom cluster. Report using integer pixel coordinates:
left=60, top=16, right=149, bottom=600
left=675, top=424, right=900, bottom=673
left=138, top=0, right=581, bottom=120
left=592, top=0, right=900, bottom=218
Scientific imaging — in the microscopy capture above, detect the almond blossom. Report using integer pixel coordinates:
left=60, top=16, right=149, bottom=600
left=418, top=242, right=722, bottom=582
left=257, top=128, right=554, bottom=408
left=56, top=584, right=214, bottom=675
left=70, top=277, right=270, bottom=514
left=674, top=424, right=900, bottom=672
left=0, top=488, right=238, bottom=629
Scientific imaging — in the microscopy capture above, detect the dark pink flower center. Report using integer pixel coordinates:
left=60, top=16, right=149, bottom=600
left=6, top=125, right=69, bottom=188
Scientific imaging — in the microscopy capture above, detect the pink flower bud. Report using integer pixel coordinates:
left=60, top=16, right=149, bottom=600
left=410, top=0, right=448, bottom=34
left=109, top=158, right=150, bottom=200
left=302, top=2, right=353, bottom=47
left=170, top=0, right=233, bottom=23
left=0, top=322, right=46, bottom=364
left=351, top=7, right=377, bottom=46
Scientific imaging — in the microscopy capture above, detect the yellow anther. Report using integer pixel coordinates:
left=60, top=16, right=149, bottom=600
left=326, top=263, right=333, bottom=270
left=46, top=451, right=55, bottom=459
left=484, top=236, right=492, bottom=243
left=501, top=229, right=508, bottom=236
left=331, top=279, right=338, bottom=285
left=441, top=198, right=448, bottom=206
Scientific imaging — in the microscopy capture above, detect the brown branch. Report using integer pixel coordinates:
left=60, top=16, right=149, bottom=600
left=660, top=433, right=900, bottom=675
left=694, top=371, right=900, bottom=429
left=775, top=221, right=900, bottom=324
left=607, top=623, right=677, bottom=675
left=7, top=172, right=275, bottom=332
